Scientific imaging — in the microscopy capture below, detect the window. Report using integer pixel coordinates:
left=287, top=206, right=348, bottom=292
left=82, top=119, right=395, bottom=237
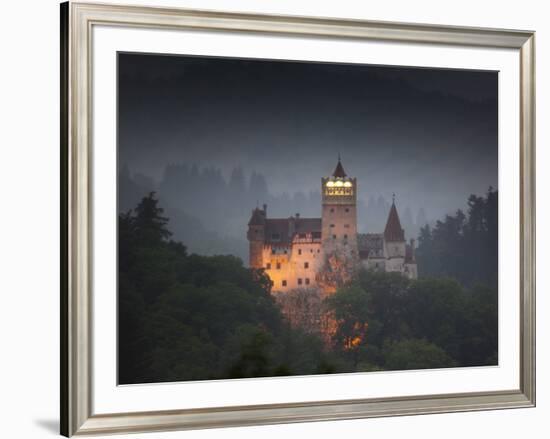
left=282, top=280, right=287, bottom=287
left=310, top=249, right=313, bottom=253
left=266, top=263, right=271, bottom=269
left=298, top=249, right=302, bottom=255
left=276, top=262, right=281, bottom=269
left=284, top=250, right=287, bottom=254
left=305, top=278, right=310, bottom=285
left=345, top=208, right=349, bottom=212
left=330, top=208, right=334, bottom=213
left=344, top=234, right=348, bottom=239
left=298, top=278, right=303, bottom=285
left=317, top=249, right=320, bottom=253
left=332, top=234, right=337, bottom=239
left=330, top=224, right=335, bottom=228
left=304, top=262, right=309, bottom=269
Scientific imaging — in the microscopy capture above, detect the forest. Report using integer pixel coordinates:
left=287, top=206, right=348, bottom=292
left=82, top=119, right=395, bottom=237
left=119, top=191, right=497, bottom=384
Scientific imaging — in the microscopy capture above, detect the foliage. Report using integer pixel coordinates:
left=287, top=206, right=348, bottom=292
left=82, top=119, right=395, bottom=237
left=120, top=191, right=498, bottom=383
left=383, top=339, right=456, bottom=371
left=325, top=270, right=497, bottom=372
left=119, top=193, right=335, bottom=384
left=416, top=187, right=498, bottom=288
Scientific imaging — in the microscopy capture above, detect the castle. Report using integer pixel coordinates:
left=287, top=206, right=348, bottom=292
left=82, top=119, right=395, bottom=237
left=247, top=158, right=417, bottom=294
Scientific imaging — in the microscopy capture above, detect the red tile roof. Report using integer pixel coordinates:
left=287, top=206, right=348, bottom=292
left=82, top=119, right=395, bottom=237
left=265, top=217, right=321, bottom=244
left=384, top=202, right=405, bottom=242
left=332, top=159, right=347, bottom=178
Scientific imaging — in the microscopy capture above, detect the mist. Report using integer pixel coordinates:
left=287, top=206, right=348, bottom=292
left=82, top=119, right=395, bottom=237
left=118, top=53, right=498, bottom=261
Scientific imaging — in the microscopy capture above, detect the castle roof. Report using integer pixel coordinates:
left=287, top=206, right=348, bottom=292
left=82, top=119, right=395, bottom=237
left=384, top=200, right=405, bottom=242
left=357, top=233, right=384, bottom=260
left=332, top=158, right=347, bottom=178
left=265, top=217, right=321, bottom=244
left=248, top=207, right=266, bottom=226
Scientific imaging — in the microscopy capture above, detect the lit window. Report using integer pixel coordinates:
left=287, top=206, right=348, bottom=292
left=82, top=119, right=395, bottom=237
left=282, top=280, right=287, bottom=287
left=304, top=262, right=309, bottom=269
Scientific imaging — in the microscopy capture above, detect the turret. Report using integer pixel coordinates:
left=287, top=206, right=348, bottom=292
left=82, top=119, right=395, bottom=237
left=247, top=205, right=266, bottom=268
left=321, top=157, right=358, bottom=258
left=384, top=195, right=406, bottom=259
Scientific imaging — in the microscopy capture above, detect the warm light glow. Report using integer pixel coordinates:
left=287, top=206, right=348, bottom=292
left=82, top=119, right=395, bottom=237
left=344, top=181, right=352, bottom=187
left=335, top=180, right=344, bottom=187
left=326, top=181, right=335, bottom=187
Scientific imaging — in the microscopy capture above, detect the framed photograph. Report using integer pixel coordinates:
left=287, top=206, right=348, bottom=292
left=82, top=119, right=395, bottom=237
left=60, top=1, right=535, bottom=436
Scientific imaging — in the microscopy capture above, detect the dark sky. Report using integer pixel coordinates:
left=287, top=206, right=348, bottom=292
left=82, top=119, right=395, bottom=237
left=118, top=52, right=498, bottom=219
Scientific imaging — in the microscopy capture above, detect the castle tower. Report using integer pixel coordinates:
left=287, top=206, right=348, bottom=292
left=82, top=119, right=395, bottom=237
left=383, top=195, right=407, bottom=268
left=321, top=157, right=358, bottom=259
left=247, top=204, right=266, bottom=268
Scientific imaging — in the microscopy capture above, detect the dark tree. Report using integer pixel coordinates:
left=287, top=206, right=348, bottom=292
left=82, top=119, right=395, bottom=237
left=416, top=188, right=498, bottom=288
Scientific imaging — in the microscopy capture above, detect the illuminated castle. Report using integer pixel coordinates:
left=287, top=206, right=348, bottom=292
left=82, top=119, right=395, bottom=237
left=247, top=158, right=417, bottom=294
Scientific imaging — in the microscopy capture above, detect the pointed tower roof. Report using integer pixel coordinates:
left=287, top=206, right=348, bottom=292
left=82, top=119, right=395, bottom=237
left=384, top=196, right=405, bottom=242
left=332, top=156, right=347, bottom=178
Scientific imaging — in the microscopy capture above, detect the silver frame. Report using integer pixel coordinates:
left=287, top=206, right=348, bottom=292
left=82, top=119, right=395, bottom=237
left=60, top=1, right=536, bottom=436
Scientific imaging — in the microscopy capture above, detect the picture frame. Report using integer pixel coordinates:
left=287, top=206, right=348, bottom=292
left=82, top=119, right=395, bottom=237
left=60, top=1, right=536, bottom=436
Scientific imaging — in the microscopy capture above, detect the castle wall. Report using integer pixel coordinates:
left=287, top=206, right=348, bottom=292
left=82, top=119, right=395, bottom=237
left=362, top=258, right=386, bottom=272
left=385, top=256, right=406, bottom=273
left=321, top=204, right=358, bottom=256
left=384, top=240, right=406, bottom=259
left=263, top=240, right=323, bottom=293
left=404, top=263, right=418, bottom=279
left=249, top=240, right=264, bottom=268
